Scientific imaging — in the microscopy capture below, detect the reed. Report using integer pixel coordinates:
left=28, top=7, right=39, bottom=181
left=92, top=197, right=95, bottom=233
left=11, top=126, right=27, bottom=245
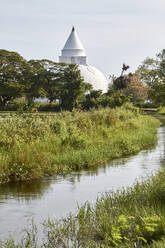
left=0, top=106, right=159, bottom=184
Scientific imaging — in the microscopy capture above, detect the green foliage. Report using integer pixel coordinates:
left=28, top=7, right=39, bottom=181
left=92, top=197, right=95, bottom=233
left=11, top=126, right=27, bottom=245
left=0, top=49, right=27, bottom=107
left=108, top=73, right=148, bottom=106
left=37, top=102, right=60, bottom=112
left=59, top=64, right=91, bottom=111
left=158, top=106, right=165, bottom=115
left=106, top=89, right=130, bottom=107
left=2, top=48, right=165, bottom=111
left=136, top=50, right=165, bottom=106
left=28, top=60, right=65, bottom=103
left=0, top=108, right=159, bottom=184
left=136, top=57, right=159, bottom=87
left=113, top=76, right=128, bottom=90
left=81, top=90, right=103, bottom=110
left=0, top=50, right=92, bottom=111
left=39, top=167, right=165, bottom=248
left=145, top=238, right=165, bottom=248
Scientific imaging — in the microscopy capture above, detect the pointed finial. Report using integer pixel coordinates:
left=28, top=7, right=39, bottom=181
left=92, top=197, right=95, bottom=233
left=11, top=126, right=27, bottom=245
left=72, top=26, right=75, bottom=32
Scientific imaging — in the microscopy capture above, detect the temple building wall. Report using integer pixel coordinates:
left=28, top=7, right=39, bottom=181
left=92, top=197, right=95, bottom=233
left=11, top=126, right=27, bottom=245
left=59, top=56, right=87, bottom=65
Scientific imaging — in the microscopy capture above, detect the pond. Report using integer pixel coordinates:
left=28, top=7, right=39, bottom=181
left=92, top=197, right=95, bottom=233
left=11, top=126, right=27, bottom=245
left=0, top=115, right=165, bottom=240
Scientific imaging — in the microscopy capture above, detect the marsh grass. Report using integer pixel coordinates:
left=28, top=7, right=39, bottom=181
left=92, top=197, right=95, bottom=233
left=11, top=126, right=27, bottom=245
left=158, top=107, right=165, bottom=115
left=40, top=168, right=165, bottom=248
left=145, top=238, right=165, bottom=247
left=0, top=107, right=159, bottom=184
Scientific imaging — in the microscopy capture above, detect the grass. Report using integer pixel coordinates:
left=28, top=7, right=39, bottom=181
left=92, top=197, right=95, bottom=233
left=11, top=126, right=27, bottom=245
left=40, top=167, right=165, bottom=248
left=146, top=239, right=165, bottom=248
left=40, top=166, right=165, bottom=248
left=0, top=106, right=159, bottom=184
left=1, top=165, right=165, bottom=247
left=158, top=106, right=165, bottom=115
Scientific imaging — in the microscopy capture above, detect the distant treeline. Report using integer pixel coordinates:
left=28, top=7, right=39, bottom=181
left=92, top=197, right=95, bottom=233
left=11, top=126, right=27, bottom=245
left=0, top=49, right=165, bottom=111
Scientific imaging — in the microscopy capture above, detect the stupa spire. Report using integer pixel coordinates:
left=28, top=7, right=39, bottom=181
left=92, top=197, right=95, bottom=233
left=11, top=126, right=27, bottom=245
left=59, top=27, right=87, bottom=65
left=62, top=27, right=85, bottom=51
left=58, top=26, right=108, bottom=92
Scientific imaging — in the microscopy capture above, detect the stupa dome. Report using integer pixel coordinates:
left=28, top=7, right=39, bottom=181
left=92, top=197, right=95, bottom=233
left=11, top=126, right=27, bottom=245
left=59, top=27, right=108, bottom=93
left=79, top=65, right=108, bottom=93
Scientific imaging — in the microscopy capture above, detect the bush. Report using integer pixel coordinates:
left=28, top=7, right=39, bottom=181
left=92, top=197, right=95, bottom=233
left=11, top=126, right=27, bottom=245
left=37, top=102, right=60, bottom=112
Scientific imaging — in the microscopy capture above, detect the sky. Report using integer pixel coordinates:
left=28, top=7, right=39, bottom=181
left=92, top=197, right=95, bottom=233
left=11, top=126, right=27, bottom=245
left=1, top=0, right=165, bottom=78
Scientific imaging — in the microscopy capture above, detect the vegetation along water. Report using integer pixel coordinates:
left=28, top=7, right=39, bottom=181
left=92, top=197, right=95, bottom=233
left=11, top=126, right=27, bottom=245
left=0, top=115, right=164, bottom=247
left=12, top=165, right=165, bottom=248
left=0, top=105, right=159, bottom=185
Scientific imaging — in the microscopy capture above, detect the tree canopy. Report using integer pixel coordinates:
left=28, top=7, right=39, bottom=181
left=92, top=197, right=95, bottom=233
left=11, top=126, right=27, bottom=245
left=108, top=64, right=148, bottom=106
left=0, top=50, right=92, bottom=110
left=136, top=50, right=165, bottom=106
left=0, top=50, right=27, bottom=106
left=1, top=49, right=164, bottom=111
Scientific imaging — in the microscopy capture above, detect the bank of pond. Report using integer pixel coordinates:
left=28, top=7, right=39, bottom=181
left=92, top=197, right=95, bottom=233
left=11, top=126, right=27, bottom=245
left=0, top=106, right=159, bottom=184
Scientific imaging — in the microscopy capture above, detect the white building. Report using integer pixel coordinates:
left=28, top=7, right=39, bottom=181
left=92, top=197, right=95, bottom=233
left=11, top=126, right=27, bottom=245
left=59, top=27, right=108, bottom=93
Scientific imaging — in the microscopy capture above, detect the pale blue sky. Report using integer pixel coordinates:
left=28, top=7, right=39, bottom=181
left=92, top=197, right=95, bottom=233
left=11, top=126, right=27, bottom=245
left=1, top=0, right=165, bottom=78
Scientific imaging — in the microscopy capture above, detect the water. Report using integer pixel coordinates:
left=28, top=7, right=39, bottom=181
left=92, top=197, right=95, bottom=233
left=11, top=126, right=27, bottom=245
left=0, top=116, right=165, bottom=240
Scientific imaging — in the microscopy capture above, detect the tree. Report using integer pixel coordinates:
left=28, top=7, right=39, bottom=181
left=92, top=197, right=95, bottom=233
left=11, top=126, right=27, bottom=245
left=82, top=90, right=103, bottom=110
left=121, top=63, right=130, bottom=76
left=125, top=74, right=148, bottom=104
left=27, top=60, right=66, bottom=104
left=136, top=50, right=165, bottom=106
left=113, top=76, right=128, bottom=90
left=0, top=50, right=46, bottom=108
left=24, top=60, right=48, bottom=105
left=59, top=64, right=91, bottom=111
left=111, top=64, right=130, bottom=90
left=136, top=57, right=159, bottom=87
left=0, top=49, right=27, bottom=107
left=108, top=64, right=148, bottom=106
left=107, top=89, right=130, bottom=107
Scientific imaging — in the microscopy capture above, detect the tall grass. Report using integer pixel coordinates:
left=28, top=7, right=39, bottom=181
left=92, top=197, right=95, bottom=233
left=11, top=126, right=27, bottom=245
left=39, top=167, right=165, bottom=248
left=0, top=106, right=159, bottom=184
left=158, top=106, right=165, bottom=115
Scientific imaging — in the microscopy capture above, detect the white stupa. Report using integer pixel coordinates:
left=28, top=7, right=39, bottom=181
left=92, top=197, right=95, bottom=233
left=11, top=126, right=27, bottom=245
left=59, top=27, right=108, bottom=93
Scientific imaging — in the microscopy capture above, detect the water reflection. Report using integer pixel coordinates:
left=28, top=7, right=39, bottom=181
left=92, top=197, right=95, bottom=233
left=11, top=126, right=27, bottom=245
left=0, top=157, right=142, bottom=203
left=0, top=179, right=53, bottom=202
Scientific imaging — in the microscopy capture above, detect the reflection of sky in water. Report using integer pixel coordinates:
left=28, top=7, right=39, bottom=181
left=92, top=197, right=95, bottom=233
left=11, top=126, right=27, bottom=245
left=0, top=120, right=165, bottom=240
